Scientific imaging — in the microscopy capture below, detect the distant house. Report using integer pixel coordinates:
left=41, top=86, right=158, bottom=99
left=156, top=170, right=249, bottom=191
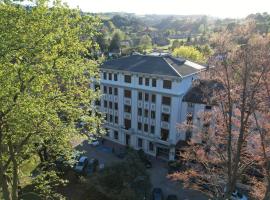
left=182, top=79, right=223, bottom=142
left=93, top=53, right=207, bottom=160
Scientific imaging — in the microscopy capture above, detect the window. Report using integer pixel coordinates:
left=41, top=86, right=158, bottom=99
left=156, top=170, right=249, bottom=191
left=162, top=96, right=171, bottom=106
left=138, top=108, right=142, bottom=116
left=144, top=124, right=148, bottom=132
left=109, top=87, right=112, bottom=94
left=145, top=93, right=149, bottom=101
left=104, top=100, right=108, bottom=108
left=145, top=78, right=149, bottom=86
left=124, top=105, right=132, bottom=113
left=138, top=92, right=142, bottom=100
left=109, top=101, right=113, bottom=109
left=114, top=103, right=118, bottom=110
left=186, top=113, right=193, bottom=125
left=151, top=111, right=155, bottom=119
left=114, top=131, right=119, bottom=140
left=138, top=138, right=143, bottom=148
left=115, top=116, right=118, bottom=124
left=103, top=86, right=107, bottom=93
left=138, top=122, right=142, bottom=131
left=150, top=126, right=155, bottom=134
left=161, top=128, right=169, bottom=141
left=94, top=84, right=100, bottom=92
left=95, top=100, right=100, bottom=106
left=161, top=113, right=170, bottom=122
left=188, top=103, right=194, bottom=108
left=151, top=94, right=156, bottom=103
left=103, top=72, right=107, bottom=80
left=109, top=73, right=112, bottom=80
left=144, top=109, right=149, bottom=117
left=109, top=115, right=113, bottom=122
left=152, top=79, right=156, bottom=87
left=163, top=80, right=172, bottom=89
left=124, top=119, right=131, bottom=130
left=114, top=88, right=118, bottom=95
left=124, top=75, right=131, bottom=83
left=149, top=142, right=154, bottom=151
left=114, top=74, right=118, bottom=81
left=105, top=114, right=108, bottom=121
left=124, top=90, right=131, bottom=98
left=205, top=105, right=212, bottom=110
left=139, top=77, right=143, bottom=85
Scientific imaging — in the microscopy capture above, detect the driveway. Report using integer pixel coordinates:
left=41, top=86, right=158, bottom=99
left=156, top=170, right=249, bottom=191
left=74, top=139, right=209, bottom=200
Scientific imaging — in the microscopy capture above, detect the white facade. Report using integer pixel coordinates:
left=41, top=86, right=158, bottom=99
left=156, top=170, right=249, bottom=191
left=94, top=68, right=199, bottom=160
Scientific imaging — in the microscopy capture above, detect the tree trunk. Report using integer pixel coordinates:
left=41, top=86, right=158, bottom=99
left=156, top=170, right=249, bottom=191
left=10, top=143, right=19, bottom=200
left=0, top=172, right=11, bottom=200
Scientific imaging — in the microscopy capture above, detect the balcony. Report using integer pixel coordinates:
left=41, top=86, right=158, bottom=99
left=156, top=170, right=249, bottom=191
left=151, top=104, right=155, bottom=110
left=109, top=109, right=113, bottom=115
left=114, top=96, right=118, bottom=102
left=124, top=98, right=131, bottom=105
left=161, top=105, right=170, bottom=113
left=103, top=94, right=108, bottom=100
left=143, top=117, right=149, bottom=124
left=114, top=110, right=118, bottom=116
left=124, top=112, right=131, bottom=119
left=103, top=107, right=108, bottom=113
left=138, top=116, right=142, bottom=122
left=138, top=101, right=142, bottom=107
left=150, top=119, right=155, bottom=126
left=144, top=102, right=149, bottom=109
left=108, top=95, right=113, bottom=101
left=161, top=121, right=170, bottom=129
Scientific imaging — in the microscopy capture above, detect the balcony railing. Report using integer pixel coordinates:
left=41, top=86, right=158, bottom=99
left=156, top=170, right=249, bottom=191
left=161, top=121, right=170, bottom=129
left=124, top=98, right=131, bottom=105
left=124, top=112, right=131, bottom=119
left=161, top=105, right=170, bottom=113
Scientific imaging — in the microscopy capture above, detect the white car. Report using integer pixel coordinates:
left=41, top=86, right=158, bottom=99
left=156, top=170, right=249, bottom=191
left=74, top=156, right=88, bottom=173
left=231, top=190, right=248, bottom=200
left=89, top=138, right=100, bottom=146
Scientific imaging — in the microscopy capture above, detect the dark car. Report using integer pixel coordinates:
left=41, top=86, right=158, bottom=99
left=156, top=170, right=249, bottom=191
left=152, top=188, right=164, bottom=200
left=167, top=195, right=178, bottom=200
left=138, top=149, right=152, bottom=168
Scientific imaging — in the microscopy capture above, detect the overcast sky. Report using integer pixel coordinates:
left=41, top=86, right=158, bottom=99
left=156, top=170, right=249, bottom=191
left=63, top=0, right=270, bottom=18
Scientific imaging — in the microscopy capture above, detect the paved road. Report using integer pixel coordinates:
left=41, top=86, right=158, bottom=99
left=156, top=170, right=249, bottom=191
left=74, top=139, right=209, bottom=200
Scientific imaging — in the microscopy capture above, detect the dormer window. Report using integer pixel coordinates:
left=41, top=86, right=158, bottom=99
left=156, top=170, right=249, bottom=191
left=163, top=80, right=172, bottom=89
left=152, top=79, right=157, bottom=87
left=124, top=75, right=131, bottom=83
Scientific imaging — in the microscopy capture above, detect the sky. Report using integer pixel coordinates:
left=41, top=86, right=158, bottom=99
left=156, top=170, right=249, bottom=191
left=63, top=0, right=270, bottom=18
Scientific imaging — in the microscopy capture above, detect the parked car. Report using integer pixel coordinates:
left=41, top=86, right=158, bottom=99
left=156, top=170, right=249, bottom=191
left=74, top=156, right=88, bottom=173
left=224, top=187, right=248, bottom=200
left=166, top=195, right=178, bottom=200
left=152, top=188, right=164, bottom=200
left=231, top=190, right=248, bottom=200
left=89, top=137, right=100, bottom=146
left=137, top=149, right=152, bottom=168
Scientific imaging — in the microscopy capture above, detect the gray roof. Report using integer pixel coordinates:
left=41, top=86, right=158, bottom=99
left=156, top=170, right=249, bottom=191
left=183, top=80, right=224, bottom=104
left=101, top=54, right=205, bottom=77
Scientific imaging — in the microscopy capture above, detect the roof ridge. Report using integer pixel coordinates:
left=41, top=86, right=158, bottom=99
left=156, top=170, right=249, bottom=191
left=162, top=57, right=183, bottom=78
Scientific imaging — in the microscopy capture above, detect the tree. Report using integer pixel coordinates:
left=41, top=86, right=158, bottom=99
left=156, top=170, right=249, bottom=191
left=173, top=23, right=270, bottom=199
left=109, top=31, right=122, bottom=52
left=173, top=46, right=205, bottom=63
left=83, top=150, right=151, bottom=200
left=139, top=35, right=152, bottom=51
left=0, top=1, right=102, bottom=199
left=171, top=40, right=181, bottom=50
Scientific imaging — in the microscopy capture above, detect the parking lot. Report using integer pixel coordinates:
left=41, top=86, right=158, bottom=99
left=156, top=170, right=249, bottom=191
left=74, top=139, right=209, bottom=200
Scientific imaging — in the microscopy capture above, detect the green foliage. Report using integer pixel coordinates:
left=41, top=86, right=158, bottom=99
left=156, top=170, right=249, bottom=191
left=173, top=46, right=206, bottom=63
left=0, top=1, right=102, bottom=199
left=84, top=151, right=151, bottom=200
left=139, top=35, right=152, bottom=51
left=109, top=31, right=122, bottom=52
